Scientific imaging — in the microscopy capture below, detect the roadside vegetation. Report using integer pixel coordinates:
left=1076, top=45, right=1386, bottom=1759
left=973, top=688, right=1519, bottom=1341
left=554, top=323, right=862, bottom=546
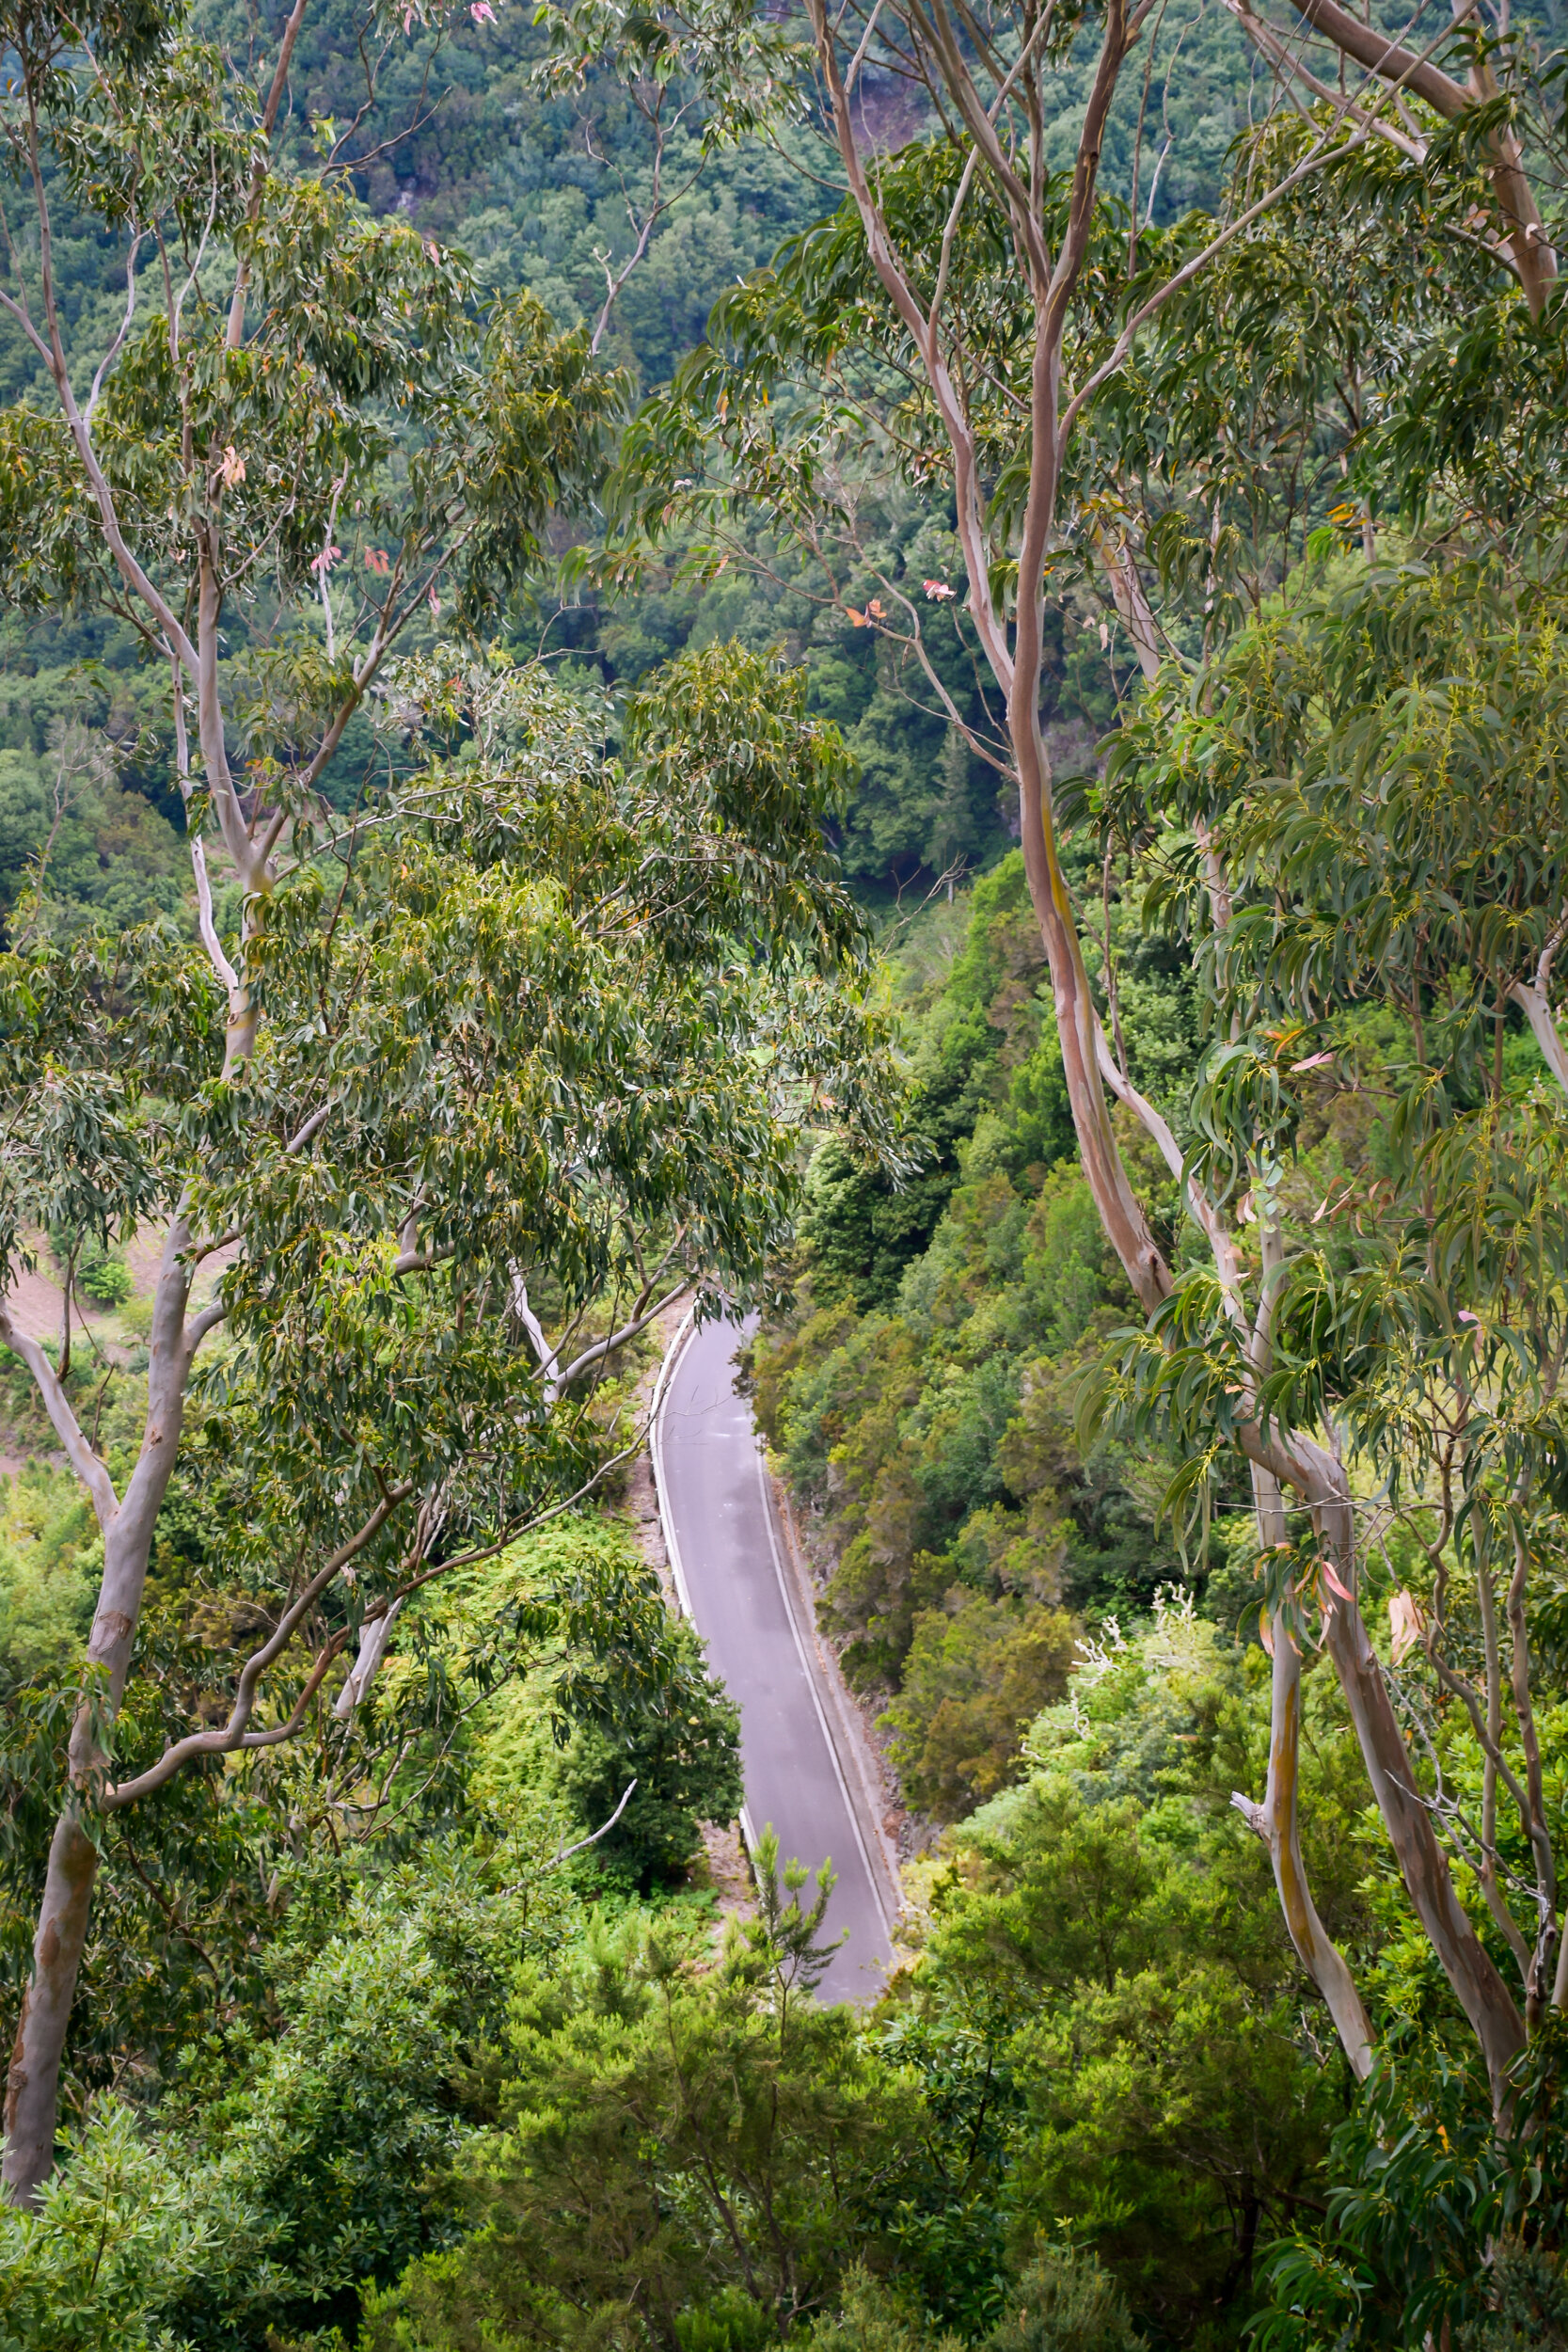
left=4, top=0, right=1568, bottom=2341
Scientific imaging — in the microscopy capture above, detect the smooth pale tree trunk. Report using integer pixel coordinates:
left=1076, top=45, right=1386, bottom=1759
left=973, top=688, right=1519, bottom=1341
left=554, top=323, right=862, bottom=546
left=1012, top=695, right=1173, bottom=1309
left=1095, top=552, right=1374, bottom=2064
left=8, top=577, right=276, bottom=2201
left=1232, top=1466, right=1374, bottom=2076
left=1307, top=1478, right=1526, bottom=2106
left=1005, top=687, right=1527, bottom=2110
left=2, top=1815, right=100, bottom=2199
left=2, top=1227, right=197, bottom=2201
left=806, top=0, right=1527, bottom=2109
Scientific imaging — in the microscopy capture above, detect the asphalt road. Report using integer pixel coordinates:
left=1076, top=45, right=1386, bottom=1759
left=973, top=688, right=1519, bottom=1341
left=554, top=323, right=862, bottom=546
left=655, top=1311, right=895, bottom=2005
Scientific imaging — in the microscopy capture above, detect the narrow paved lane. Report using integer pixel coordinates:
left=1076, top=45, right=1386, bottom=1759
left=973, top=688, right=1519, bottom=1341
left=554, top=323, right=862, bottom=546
left=654, top=1311, right=895, bottom=2005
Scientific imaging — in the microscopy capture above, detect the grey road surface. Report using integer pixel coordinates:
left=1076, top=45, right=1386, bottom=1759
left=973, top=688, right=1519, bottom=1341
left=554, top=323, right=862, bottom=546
left=655, top=1312, right=895, bottom=2005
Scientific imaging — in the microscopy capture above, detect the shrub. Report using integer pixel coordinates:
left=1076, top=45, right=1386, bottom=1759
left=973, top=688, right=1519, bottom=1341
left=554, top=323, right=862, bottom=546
left=77, top=1245, right=133, bottom=1306
left=558, top=1615, right=743, bottom=1892
left=983, top=2248, right=1145, bottom=2352
left=119, top=1294, right=155, bottom=1341
left=0, top=2099, right=211, bottom=2350
left=360, top=1851, right=920, bottom=2349
left=880, top=1592, right=1073, bottom=1820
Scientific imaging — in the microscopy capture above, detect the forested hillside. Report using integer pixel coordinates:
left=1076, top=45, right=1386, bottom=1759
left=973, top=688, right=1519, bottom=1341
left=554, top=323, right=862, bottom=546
left=0, top=0, right=1268, bottom=916
left=6, top=0, right=1568, bottom=2344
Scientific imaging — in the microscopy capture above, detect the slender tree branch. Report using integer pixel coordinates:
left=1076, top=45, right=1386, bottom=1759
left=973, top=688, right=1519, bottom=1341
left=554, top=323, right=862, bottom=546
left=544, top=1777, right=639, bottom=1867
left=84, top=230, right=145, bottom=421
left=1057, top=130, right=1367, bottom=460
left=556, top=1282, right=692, bottom=1389
left=1093, top=1031, right=1252, bottom=1333
left=0, top=1302, right=119, bottom=1531
left=285, top=1103, right=333, bottom=1154
left=227, top=0, right=311, bottom=349
left=103, top=1487, right=411, bottom=1807
left=182, top=1302, right=228, bottom=1354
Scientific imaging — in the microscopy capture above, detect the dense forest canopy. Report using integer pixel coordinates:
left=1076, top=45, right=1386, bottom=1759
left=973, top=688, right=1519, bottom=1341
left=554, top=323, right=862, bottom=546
left=3, top=0, right=1568, bottom=2343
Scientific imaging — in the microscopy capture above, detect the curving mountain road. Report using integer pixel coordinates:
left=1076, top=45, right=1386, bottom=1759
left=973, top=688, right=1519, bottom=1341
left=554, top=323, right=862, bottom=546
left=653, top=1311, right=896, bottom=2005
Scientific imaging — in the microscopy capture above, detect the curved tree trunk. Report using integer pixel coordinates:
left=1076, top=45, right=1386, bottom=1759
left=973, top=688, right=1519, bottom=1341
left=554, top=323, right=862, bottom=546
left=1307, top=1477, right=1525, bottom=2110
left=805, top=0, right=1528, bottom=2122
left=1009, top=739, right=1526, bottom=2115
left=2, top=1224, right=197, bottom=2204
left=1012, top=694, right=1174, bottom=1317
left=2, top=1818, right=101, bottom=2197
left=1086, top=508, right=1523, bottom=2099
left=1232, top=1467, right=1374, bottom=2076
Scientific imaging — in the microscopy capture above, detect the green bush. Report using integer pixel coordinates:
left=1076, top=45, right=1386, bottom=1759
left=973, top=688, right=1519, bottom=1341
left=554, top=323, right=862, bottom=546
left=0, top=1464, right=99, bottom=1685
left=1463, top=2249, right=1568, bottom=2350
left=77, top=1245, right=133, bottom=1306
left=0, top=2099, right=210, bottom=2350
left=360, top=1850, right=921, bottom=2349
left=983, top=2248, right=1146, bottom=2352
left=119, top=1293, right=155, bottom=1340
left=879, top=1591, right=1075, bottom=1820
left=805, top=2265, right=964, bottom=2352
left=559, top=1614, right=744, bottom=1891
left=165, top=1851, right=541, bottom=2345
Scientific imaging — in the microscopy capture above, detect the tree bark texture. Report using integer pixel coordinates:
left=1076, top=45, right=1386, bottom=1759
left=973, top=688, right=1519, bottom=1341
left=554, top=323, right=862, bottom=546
left=2, top=1817, right=101, bottom=2197
left=2, top=1225, right=197, bottom=2203
left=1233, top=1468, right=1374, bottom=2075
left=1310, top=1486, right=1526, bottom=2108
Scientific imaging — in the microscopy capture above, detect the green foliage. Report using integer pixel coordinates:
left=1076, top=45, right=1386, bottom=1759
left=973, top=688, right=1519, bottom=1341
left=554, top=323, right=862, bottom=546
left=1116, top=560, right=1568, bottom=1108
left=0, top=721, right=183, bottom=942
left=753, top=854, right=1199, bottom=1724
left=804, top=2265, right=963, bottom=2352
left=162, top=1847, right=570, bottom=2345
left=2, top=635, right=880, bottom=1636
left=0, top=635, right=890, bottom=2157
left=1099, top=551, right=1568, bottom=1710
left=1464, top=2249, right=1568, bottom=2352
left=458, top=1520, right=744, bottom=1904
left=881, top=1593, right=1075, bottom=1823
left=0, top=1496, right=745, bottom=2343
left=9, top=1561, right=1402, bottom=2352
left=0, top=1464, right=100, bottom=1688
left=560, top=1613, right=742, bottom=1892
left=0, top=0, right=1321, bottom=919
left=983, top=2247, right=1146, bottom=2352
left=1254, top=2020, right=1568, bottom=2350
left=906, top=1594, right=1365, bottom=2344
left=0, top=2099, right=207, bottom=2352
left=75, top=1240, right=133, bottom=1306
left=359, top=1841, right=919, bottom=2349
left=10, top=3, right=1568, bottom=2342
left=794, top=860, right=1080, bottom=1315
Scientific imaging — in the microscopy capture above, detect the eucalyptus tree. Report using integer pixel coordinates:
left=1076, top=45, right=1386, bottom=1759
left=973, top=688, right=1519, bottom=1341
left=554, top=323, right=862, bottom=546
left=0, top=0, right=889, bottom=2202
left=0, top=0, right=600, bottom=2201
left=599, top=0, right=1568, bottom=2107
left=1233, top=0, right=1558, bottom=321
left=1108, top=557, right=1568, bottom=2042
left=2, top=629, right=882, bottom=2202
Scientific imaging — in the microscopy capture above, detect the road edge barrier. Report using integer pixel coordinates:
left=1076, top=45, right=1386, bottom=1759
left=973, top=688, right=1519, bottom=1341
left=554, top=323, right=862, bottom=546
left=647, top=1297, right=698, bottom=1621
